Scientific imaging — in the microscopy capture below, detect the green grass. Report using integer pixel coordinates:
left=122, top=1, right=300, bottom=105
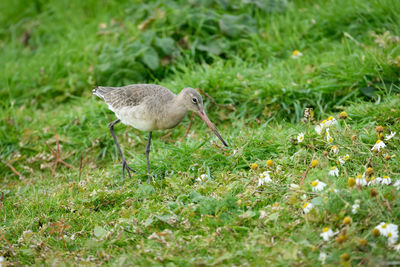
left=1, top=0, right=400, bottom=265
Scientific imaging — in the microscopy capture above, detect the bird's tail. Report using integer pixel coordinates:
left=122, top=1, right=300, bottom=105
left=92, top=86, right=114, bottom=99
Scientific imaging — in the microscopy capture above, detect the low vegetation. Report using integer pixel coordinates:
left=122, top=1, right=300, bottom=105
left=1, top=0, right=399, bottom=265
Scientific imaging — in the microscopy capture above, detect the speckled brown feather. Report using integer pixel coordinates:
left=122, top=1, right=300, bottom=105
left=93, top=84, right=175, bottom=110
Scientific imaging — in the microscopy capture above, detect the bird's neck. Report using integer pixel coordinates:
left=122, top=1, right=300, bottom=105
left=159, top=95, right=188, bottom=129
left=170, top=94, right=188, bottom=117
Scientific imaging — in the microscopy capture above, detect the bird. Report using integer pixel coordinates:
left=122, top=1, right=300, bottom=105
left=93, top=84, right=228, bottom=183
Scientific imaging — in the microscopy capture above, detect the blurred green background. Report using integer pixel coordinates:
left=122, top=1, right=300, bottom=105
left=1, top=0, right=400, bottom=265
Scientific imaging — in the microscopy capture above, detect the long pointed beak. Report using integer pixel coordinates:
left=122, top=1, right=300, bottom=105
left=196, top=110, right=228, bottom=147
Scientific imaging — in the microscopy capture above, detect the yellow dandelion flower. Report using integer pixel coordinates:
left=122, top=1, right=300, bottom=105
left=372, top=228, right=380, bottom=237
left=339, top=111, right=348, bottom=119
left=348, top=177, right=356, bottom=187
left=250, top=163, right=259, bottom=170
left=310, top=159, right=319, bottom=168
left=343, top=216, right=352, bottom=225
left=340, top=253, right=350, bottom=261
left=366, top=167, right=374, bottom=176
left=376, top=126, right=384, bottom=133
left=266, top=160, right=274, bottom=168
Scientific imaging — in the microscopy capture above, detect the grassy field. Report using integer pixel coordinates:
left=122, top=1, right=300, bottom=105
left=1, top=0, right=400, bottom=265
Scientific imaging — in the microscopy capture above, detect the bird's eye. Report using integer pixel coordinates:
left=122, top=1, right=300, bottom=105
left=192, top=97, right=197, bottom=104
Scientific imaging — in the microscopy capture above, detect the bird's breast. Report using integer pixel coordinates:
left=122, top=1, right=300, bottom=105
left=155, top=111, right=187, bottom=130
left=115, top=106, right=156, bottom=131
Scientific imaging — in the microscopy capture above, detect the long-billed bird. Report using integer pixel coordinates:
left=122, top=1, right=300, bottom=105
left=93, top=84, right=228, bottom=183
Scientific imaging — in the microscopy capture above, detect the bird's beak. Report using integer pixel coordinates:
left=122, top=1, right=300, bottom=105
left=196, top=110, right=228, bottom=147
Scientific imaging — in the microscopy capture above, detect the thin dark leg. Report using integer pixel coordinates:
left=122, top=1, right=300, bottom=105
left=146, top=131, right=152, bottom=184
left=109, top=119, right=135, bottom=183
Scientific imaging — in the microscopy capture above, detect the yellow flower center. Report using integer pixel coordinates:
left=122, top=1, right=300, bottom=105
left=321, top=120, right=327, bottom=124
left=382, top=223, right=387, bottom=229
left=376, top=140, right=381, bottom=144
left=312, top=181, right=319, bottom=187
left=383, top=176, right=389, bottom=179
left=292, top=50, right=301, bottom=56
left=330, top=167, right=337, bottom=170
left=344, top=155, right=350, bottom=160
left=303, top=203, right=309, bottom=209
left=322, top=227, right=329, bottom=232
left=328, top=116, right=333, bottom=120
left=328, top=137, right=333, bottom=143
left=356, top=174, right=362, bottom=178
left=388, top=232, right=392, bottom=237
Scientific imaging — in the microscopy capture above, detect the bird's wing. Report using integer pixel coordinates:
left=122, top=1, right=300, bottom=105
left=94, top=84, right=175, bottom=110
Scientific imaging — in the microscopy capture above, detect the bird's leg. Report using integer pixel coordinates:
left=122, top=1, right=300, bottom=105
left=145, top=131, right=152, bottom=184
left=109, top=119, right=135, bottom=183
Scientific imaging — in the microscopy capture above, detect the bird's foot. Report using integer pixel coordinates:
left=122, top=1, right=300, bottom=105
left=122, top=160, right=135, bottom=183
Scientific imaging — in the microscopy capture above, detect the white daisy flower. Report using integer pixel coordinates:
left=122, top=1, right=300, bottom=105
left=393, top=180, right=400, bottom=190
left=368, top=176, right=382, bottom=186
left=331, top=146, right=339, bottom=154
left=376, top=223, right=399, bottom=245
left=352, top=199, right=360, bottom=214
left=312, top=179, right=327, bottom=192
left=0, top=256, right=4, bottom=267
left=381, top=176, right=391, bottom=185
left=328, top=166, right=339, bottom=177
left=355, top=174, right=367, bottom=186
left=291, top=50, right=303, bottom=59
left=320, top=227, right=335, bottom=241
left=257, top=171, right=272, bottom=187
left=315, top=125, right=322, bottom=135
left=388, top=230, right=399, bottom=245
left=325, top=129, right=333, bottom=143
left=385, top=131, right=396, bottom=141
left=196, top=174, right=208, bottom=183
left=318, top=252, right=327, bottom=264
left=303, top=202, right=313, bottom=214
left=297, top=132, right=305, bottom=143
left=338, top=154, right=349, bottom=165
left=315, top=116, right=338, bottom=136
left=371, top=140, right=386, bottom=152
left=326, top=116, right=338, bottom=127
left=376, top=222, right=392, bottom=236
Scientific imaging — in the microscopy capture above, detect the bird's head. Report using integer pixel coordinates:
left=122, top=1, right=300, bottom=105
left=179, top=87, right=204, bottom=113
left=178, top=87, right=228, bottom=147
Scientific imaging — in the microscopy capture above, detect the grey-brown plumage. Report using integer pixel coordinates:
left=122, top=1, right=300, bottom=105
left=94, top=84, right=174, bottom=110
left=93, top=83, right=228, bottom=183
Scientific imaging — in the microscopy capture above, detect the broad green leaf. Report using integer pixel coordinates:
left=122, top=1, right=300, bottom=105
left=197, top=39, right=226, bottom=55
left=155, top=37, right=175, bottom=55
left=141, top=47, right=159, bottom=70
left=218, top=14, right=256, bottom=38
left=142, top=30, right=155, bottom=45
